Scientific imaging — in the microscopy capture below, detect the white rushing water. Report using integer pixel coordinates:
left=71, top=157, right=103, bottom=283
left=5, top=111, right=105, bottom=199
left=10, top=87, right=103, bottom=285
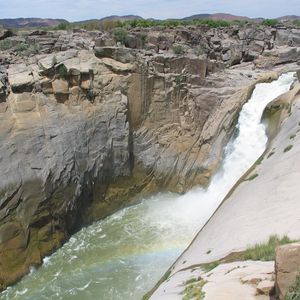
left=0, top=73, right=295, bottom=300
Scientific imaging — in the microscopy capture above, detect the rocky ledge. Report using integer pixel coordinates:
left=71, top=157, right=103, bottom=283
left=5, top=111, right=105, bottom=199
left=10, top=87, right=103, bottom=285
left=0, top=24, right=300, bottom=290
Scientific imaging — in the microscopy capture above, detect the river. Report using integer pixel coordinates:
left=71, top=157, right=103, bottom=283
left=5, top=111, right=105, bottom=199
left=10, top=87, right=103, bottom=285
left=0, top=72, right=295, bottom=300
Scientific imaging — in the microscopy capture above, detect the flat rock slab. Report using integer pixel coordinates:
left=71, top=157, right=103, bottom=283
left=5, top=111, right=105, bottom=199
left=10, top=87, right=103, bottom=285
left=151, top=261, right=274, bottom=300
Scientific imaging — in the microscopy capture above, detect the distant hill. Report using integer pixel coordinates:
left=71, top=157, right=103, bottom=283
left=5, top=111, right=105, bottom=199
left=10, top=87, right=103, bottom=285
left=183, top=13, right=251, bottom=21
left=276, top=15, right=300, bottom=22
left=99, top=15, right=143, bottom=22
left=0, top=18, right=67, bottom=28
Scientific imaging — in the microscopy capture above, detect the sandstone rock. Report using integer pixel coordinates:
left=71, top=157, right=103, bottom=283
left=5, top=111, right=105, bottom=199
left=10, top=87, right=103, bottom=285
left=276, top=29, right=300, bottom=47
left=275, top=242, right=300, bottom=299
left=276, top=47, right=300, bottom=65
left=0, top=29, right=13, bottom=40
left=102, top=57, right=134, bottom=73
left=256, top=280, right=275, bottom=295
left=29, top=30, right=48, bottom=36
left=38, top=54, right=56, bottom=72
left=95, top=34, right=116, bottom=47
left=8, top=64, right=34, bottom=93
left=80, top=77, right=91, bottom=90
left=52, top=78, right=69, bottom=94
left=94, top=47, right=136, bottom=63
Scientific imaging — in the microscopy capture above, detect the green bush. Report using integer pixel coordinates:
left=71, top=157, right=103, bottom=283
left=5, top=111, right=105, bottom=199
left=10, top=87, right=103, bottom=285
left=172, top=44, right=185, bottom=55
left=0, top=39, right=14, bottom=51
left=293, top=20, right=300, bottom=27
left=174, top=75, right=185, bottom=86
left=114, top=28, right=129, bottom=45
left=13, top=43, right=29, bottom=52
left=57, top=64, right=69, bottom=78
left=284, top=145, right=293, bottom=153
left=182, top=277, right=206, bottom=300
left=243, top=235, right=295, bottom=261
left=262, top=19, right=279, bottom=26
left=54, top=22, right=72, bottom=30
left=81, top=21, right=100, bottom=31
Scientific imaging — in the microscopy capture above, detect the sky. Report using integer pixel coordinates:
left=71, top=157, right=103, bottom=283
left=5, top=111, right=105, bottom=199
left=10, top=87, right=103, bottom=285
left=0, top=0, right=299, bottom=22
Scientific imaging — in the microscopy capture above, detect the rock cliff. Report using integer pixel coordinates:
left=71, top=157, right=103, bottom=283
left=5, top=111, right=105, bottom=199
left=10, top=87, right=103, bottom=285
left=0, top=24, right=299, bottom=291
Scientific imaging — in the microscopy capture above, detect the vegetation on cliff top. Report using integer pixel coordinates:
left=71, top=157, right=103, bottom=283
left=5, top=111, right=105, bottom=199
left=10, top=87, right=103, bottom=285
left=46, top=17, right=283, bottom=32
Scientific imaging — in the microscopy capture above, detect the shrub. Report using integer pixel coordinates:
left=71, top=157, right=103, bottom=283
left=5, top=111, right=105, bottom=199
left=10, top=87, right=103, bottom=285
left=57, top=64, right=68, bottom=78
left=81, top=21, right=100, bottom=31
left=55, top=22, right=72, bottom=30
left=13, top=43, right=29, bottom=52
left=262, top=19, right=279, bottom=26
left=172, top=44, right=185, bottom=55
left=283, top=145, right=293, bottom=153
left=243, top=235, right=295, bottom=261
left=245, top=173, right=259, bottom=181
left=114, top=27, right=129, bottom=45
left=0, top=39, right=14, bottom=51
left=182, top=277, right=206, bottom=300
left=202, top=261, right=220, bottom=272
left=293, top=20, right=300, bottom=27
left=174, top=75, right=185, bottom=86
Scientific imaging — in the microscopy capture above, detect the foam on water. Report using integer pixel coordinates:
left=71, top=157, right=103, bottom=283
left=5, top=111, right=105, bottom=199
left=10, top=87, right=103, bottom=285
left=0, top=73, right=295, bottom=300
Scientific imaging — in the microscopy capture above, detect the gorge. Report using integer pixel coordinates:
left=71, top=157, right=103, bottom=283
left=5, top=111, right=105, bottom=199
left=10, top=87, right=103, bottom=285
left=0, top=72, right=296, bottom=300
left=0, top=21, right=300, bottom=300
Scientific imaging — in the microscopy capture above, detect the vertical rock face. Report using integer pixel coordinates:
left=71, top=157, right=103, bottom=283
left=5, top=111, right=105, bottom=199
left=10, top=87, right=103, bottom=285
left=275, top=243, right=300, bottom=299
left=0, top=50, right=132, bottom=290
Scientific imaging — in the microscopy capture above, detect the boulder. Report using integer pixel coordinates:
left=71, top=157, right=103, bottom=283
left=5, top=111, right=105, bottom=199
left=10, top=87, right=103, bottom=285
left=256, top=280, right=275, bottom=295
left=94, top=46, right=136, bottom=63
left=52, top=78, right=69, bottom=94
left=0, top=29, right=13, bottom=41
left=275, top=242, right=300, bottom=299
left=276, top=47, right=300, bottom=65
left=102, top=57, right=134, bottom=73
left=8, top=64, right=34, bottom=93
